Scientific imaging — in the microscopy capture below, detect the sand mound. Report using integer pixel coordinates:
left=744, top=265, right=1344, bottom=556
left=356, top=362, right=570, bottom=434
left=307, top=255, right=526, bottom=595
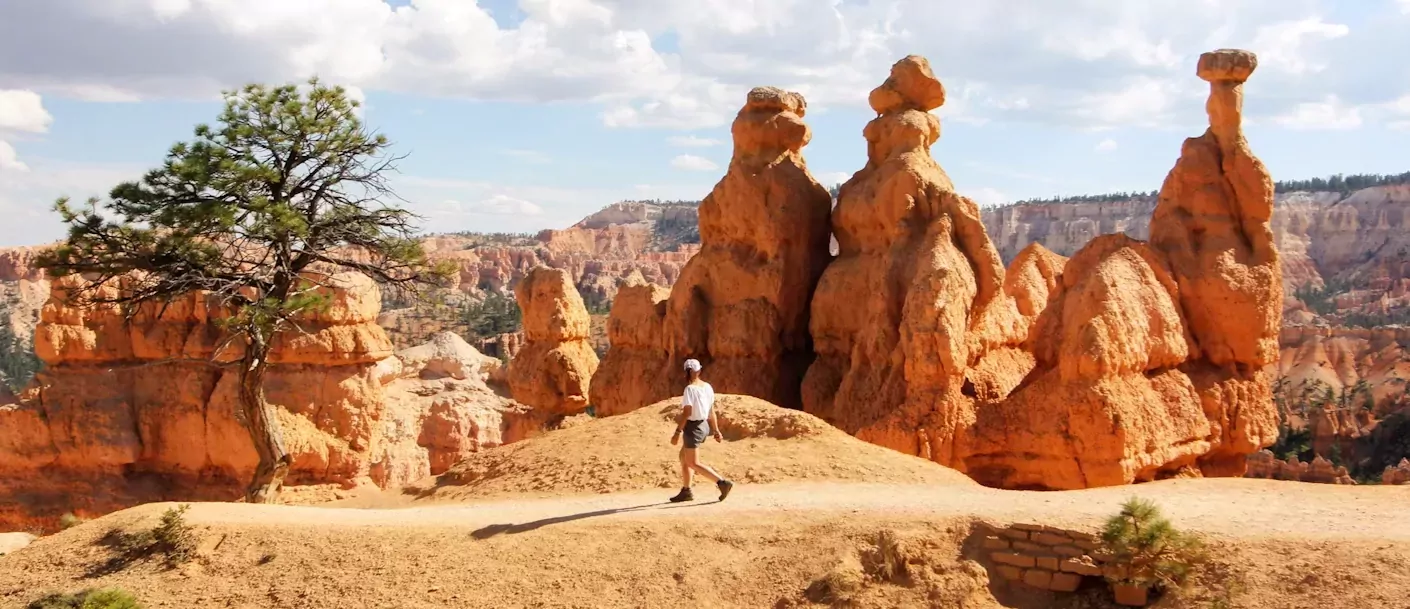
left=410, top=395, right=975, bottom=500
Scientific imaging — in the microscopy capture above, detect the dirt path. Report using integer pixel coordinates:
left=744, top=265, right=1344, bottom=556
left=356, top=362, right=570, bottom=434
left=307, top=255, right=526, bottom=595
left=277, top=478, right=1410, bottom=541
left=4, top=479, right=1410, bottom=609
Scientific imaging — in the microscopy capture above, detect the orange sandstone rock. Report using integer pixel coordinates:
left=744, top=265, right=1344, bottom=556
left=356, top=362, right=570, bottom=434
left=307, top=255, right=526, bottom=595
left=1151, top=49, right=1281, bottom=370
left=0, top=275, right=524, bottom=532
left=968, top=236, right=1211, bottom=488
left=802, top=55, right=1013, bottom=467
left=1151, top=49, right=1282, bottom=475
left=1246, top=450, right=1355, bottom=485
left=590, top=275, right=673, bottom=417
left=1383, top=458, right=1410, bottom=485
left=508, top=267, right=599, bottom=416
left=593, top=86, right=833, bottom=414
left=804, top=51, right=1280, bottom=490
left=375, top=332, right=532, bottom=486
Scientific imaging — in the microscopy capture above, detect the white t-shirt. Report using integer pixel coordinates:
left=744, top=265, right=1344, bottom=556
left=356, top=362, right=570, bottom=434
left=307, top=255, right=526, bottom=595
left=682, top=382, right=715, bottom=421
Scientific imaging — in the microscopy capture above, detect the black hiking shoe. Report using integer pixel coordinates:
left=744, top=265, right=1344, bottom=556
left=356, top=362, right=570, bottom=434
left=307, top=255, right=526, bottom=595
left=669, top=488, right=694, bottom=503
left=717, top=480, right=734, bottom=502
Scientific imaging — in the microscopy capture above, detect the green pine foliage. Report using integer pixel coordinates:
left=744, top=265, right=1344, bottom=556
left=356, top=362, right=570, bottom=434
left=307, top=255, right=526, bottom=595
left=1100, top=498, right=1204, bottom=589
left=1275, top=171, right=1410, bottom=194
left=990, top=171, right=1408, bottom=210
left=27, top=588, right=142, bottom=609
left=35, top=79, right=447, bottom=500
left=460, top=291, right=522, bottom=339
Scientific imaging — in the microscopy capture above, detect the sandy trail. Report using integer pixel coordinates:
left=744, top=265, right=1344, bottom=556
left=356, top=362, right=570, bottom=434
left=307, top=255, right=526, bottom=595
left=5, top=479, right=1410, bottom=609
left=218, top=478, right=1410, bottom=541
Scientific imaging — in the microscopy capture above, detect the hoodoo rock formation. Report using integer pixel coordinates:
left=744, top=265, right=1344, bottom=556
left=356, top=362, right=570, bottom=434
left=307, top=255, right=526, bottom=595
left=590, top=274, right=673, bottom=417
left=788, top=51, right=1282, bottom=489
left=1245, top=450, right=1355, bottom=484
left=801, top=55, right=1018, bottom=467
left=592, top=86, right=832, bottom=414
left=507, top=267, right=599, bottom=416
left=963, top=50, right=1281, bottom=488
left=0, top=274, right=526, bottom=531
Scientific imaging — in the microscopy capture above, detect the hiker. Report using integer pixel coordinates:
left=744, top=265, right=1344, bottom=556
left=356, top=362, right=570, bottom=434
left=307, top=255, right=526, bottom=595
left=669, top=359, right=734, bottom=503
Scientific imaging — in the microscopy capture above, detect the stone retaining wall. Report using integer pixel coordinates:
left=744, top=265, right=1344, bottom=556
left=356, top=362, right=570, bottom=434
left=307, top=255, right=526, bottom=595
left=980, top=522, right=1116, bottom=593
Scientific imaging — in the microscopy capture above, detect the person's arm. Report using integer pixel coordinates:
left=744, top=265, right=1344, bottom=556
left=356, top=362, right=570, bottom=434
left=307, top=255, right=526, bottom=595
left=709, top=403, right=722, bottom=442
left=672, top=390, right=692, bottom=445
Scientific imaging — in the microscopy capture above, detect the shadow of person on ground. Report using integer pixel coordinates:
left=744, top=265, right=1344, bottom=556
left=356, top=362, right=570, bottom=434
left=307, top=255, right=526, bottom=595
left=471, top=501, right=708, bottom=539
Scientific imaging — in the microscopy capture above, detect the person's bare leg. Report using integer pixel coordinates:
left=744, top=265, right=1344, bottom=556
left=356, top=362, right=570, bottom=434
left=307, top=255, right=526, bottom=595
left=691, top=461, right=723, bottom=483
left=679, top=447, right=695, bottom=488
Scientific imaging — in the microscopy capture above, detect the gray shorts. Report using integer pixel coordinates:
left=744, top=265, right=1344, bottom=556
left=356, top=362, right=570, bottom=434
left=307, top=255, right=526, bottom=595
left=683, top=420, right=709, bottom=448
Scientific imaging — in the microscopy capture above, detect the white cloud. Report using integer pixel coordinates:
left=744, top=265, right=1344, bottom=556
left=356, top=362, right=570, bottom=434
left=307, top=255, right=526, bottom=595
left=442, top=195, right=545, bottom=217
left=667, top=135, right=722, bottom=148
left=969, top=187, right=1009, bottom=207
left=670, top=154, right=718, bottom=172
left=1274, top=95, right=1364, bottom=130
left=1399, top=0, right=1410, bottom=14
left=503, top=149, right=552, bottom=164
left=0, top=140, right=28, bottom=172
left=0, top=160, right=145, bottom=246
left=0, top=90, right=53, bottom=133
left=149, top=0, right=193, bottom=21
left=343, top=84, right=366, bottom=117
left=0, top=0, right=1408, bottom=136
left=53, top=85, right=143, bottom=103
left=1249, top=17, right=1349, bottom=76
left=816, top=171, right=851, bottom=187
left=1384, top=94, right=1410, bottom=130
left=1069, top=76, right=1191, bottom=130
left=4, top=0, right=1401, bottom=132
left=394, top=174, right=710, bottom=238
left=1095, top=138, right=1118, bottom=153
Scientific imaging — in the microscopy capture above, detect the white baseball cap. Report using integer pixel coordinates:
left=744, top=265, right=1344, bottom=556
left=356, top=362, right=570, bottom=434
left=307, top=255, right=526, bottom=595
left=683, top=359, right=702, bottom=372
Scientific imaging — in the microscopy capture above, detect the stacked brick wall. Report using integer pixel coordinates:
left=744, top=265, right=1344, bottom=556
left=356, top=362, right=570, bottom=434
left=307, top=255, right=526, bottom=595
left=980, top=523, right=1113, bottom=592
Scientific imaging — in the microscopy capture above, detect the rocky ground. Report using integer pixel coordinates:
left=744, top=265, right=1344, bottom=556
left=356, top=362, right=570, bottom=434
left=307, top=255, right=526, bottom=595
left=3, top=399, right=1409, bottom=608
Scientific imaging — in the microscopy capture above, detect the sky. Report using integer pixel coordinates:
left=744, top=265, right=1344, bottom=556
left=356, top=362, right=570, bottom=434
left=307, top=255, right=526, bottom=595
left=1, top=0, right=1408, bottom=247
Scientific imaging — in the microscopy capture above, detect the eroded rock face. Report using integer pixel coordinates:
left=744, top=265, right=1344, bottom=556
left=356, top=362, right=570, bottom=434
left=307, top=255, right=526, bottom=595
left=963, top=50, right=1281, bottom=488
left=800, top=51, right=1281, bottom=490
left=967, top=235, right=1214, bottom=488
left=374, top=332, right=533, bottom=486
left=593, top=86, right=833, bottom=414
left=0, top=277, right=525, bottom=532
left=1151, top=50, right=1282, bottom=370
left=590, top=274, right=673, bottom=417
left=802, top=55, right=1018, bottom=466
left=1384, top=458, right=1410, bottom=485
left=508, top=267, right=599, bottom=416
left=1245, top=450, right=1355, bottom=484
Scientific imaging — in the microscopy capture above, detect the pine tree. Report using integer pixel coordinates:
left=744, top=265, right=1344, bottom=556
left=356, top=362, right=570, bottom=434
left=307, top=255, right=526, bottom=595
left=37, top=79, right=447, bottom=503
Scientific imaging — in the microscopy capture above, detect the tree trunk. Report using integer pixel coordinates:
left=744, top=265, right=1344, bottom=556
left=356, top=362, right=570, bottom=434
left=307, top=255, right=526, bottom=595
left=240, top=343, right=291, bottom=503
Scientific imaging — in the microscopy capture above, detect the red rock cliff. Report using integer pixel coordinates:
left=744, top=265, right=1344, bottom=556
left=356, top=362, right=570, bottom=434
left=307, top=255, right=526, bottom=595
left=801, top=55, right=1020, bottom=466
left=508, top=267, right=599, bottom=416
left=592, top=86, right=833, bottom=414
left=794, top=50, right=1281, bottom=490
left=0, top=273, right=527, bottom=531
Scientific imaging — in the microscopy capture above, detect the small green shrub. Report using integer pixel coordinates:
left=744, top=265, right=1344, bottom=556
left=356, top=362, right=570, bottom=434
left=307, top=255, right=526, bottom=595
left=27, top=588, right=142, bottom=609
left=860, top=530, right=912, bottom=583
left=107, top=504, right=197, bottom=568
left=1101, top=497, right=1204, bottom=590
left=151, top=504, right=196, bottom=564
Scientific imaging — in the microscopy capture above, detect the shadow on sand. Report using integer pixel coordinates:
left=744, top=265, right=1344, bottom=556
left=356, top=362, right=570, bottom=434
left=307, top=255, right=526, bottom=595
left=471, top=501, right=710, bottom=539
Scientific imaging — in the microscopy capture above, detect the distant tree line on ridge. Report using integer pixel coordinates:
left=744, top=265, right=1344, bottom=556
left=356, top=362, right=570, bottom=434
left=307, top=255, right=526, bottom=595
left=990, top=171, right=1410, bottom=211
left=1275, top=171, right=1410, bottom=194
